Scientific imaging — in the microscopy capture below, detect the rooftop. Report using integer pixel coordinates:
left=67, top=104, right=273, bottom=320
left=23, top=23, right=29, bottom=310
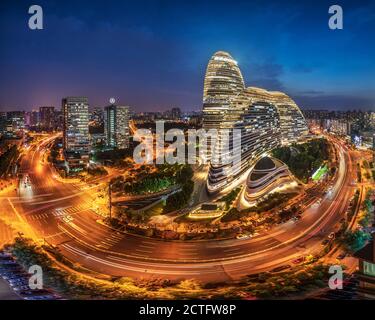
left=253, top=157, right=276, bottom=171
left=355, top=235, right=375, bottom=263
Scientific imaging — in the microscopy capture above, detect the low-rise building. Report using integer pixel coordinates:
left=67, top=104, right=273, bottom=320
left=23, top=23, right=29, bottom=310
left=354, top=234, right=375, bottom=299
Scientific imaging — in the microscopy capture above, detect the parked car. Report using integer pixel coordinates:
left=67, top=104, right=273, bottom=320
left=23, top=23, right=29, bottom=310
left=236, top=233, right=252, bottom=240
left=271, top=265, right=291, bottom=273
left=336, top=253, right=347, bottom=260
left=292, top=257, right=305, bottom=264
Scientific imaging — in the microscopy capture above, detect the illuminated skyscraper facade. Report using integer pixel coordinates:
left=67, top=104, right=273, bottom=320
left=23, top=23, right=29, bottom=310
left=202, top=51, right=245, bottom=159
left=270, top=92, right=309, bottom=144
left=62, top=97, right=90, bottom=171
left=203, top=52, right=308, bottom=193
left=39, top=106, right=55, bottom=131
left=105, top=104, right=130, bottom=150
left=208, top=88, right=282, bottom=192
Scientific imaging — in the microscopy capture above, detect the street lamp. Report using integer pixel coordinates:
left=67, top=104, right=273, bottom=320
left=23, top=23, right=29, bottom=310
left=108, top=180, right=112, bottom=219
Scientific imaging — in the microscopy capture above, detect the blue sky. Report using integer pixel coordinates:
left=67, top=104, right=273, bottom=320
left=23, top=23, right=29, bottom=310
left=0, top=0, right=374, bottom=111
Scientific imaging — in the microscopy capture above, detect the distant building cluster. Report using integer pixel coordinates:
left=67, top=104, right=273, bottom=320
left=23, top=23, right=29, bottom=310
left=0, top=98, right=132, bottom=175
left=0, top=107, right=63, bottom=138
left=132, top=108, right=202, bottom=127
left=305, top=109, right=375, bottom=150
left=61, top=97, right=131, bottom=173
left=202, top=51, right=308, bottom=193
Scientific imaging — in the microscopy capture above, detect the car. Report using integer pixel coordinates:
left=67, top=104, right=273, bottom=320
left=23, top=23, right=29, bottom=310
left=0, top=251, right=11, bottom=258
left=10, top=282, right=29, bottom=289
left=271, top=265, right=291, bottom=273
left=13, top=285, right=33, bottom=291
left=8, top=278, right=29, bottom=285
left=0, top=260, right=17, bottom=265
left=0, top=265, right=22, bottom=270
left=292, top=257, right=305, bottom=264
left=236, top=233, right=252, bottom=240
left=19, top=289, right=51, bottom=296
left=24, top=295, right=57, bottom=300
left=246, top=273, right=260, bottom=280
left=63, top=215, right=73, bottom=223
left=0, top=255, right=14, bottom=261
left=2, top=273, right=28, bottom=280
left=336, top=253, right=347, bottom=260
left=0, top=267, right=23, bottom=273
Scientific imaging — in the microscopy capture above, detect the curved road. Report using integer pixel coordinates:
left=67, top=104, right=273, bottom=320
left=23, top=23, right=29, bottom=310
left=2, top=135, right=357, bottom=283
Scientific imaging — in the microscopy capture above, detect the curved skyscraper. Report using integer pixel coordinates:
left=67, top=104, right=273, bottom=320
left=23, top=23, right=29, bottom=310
left=202, top=51, right=308, bottom=193
left=202, top=51, right=245, bottom=133
left=208, top=88, right=282, bottom=193
left=268, top=91, right=309, bottom=144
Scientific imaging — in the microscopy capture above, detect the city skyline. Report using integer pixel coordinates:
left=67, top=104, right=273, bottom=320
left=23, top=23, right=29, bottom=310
left=1, top=0, right=375, bottom=112
left=1, top=0, right=375, bottom=304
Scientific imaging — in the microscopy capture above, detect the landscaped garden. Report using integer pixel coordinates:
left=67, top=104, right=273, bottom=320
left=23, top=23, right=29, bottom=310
left=272, top=138, right=330, bottom=183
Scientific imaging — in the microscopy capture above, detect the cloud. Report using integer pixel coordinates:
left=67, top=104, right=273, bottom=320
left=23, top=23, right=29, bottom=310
left=294, top=94, right=374, bottom=110
left=297, top=90, right=325, bottom=95
left=246, top=62, right=285, bottom=91
left=290, top=64, right=315, bottom=74
left=251, top=78, right=285, bottom=91
left=250, top=62, right=284, bottom=78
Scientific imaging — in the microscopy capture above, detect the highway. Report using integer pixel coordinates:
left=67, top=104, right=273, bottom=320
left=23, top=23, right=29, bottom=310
left=0, top=134, right=359, bottom=283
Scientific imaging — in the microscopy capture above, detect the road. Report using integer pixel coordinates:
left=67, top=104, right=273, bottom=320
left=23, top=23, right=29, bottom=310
left=0, top=134, right=359, bottom=283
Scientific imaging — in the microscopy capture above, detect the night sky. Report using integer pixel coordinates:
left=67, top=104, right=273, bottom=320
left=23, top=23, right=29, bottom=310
left=0, top=0, right=374, bottom=112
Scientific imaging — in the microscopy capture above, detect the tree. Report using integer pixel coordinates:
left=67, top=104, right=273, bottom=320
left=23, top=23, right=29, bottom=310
left=341, top=230, right=371, bottom=252
left=176, top=165, right=193, bottom=184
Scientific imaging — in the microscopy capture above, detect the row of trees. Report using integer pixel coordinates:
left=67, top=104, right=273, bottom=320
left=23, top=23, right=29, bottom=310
left=164, top=165, right=194, bottom=213
left=219, top=187, right=242, bottom=210
left=93, top=147, right=134, bottom=167
left=340, top=189, right=374, bottom=252
left=0, top=145, right=19, bottom=177
left=88, top=166, right=108, bottom=177
left=248, top=192, right=297, bottom=214
left=111, top=164, right=190, bottom=195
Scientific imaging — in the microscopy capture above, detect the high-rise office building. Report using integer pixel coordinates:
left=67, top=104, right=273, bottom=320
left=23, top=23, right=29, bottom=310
left=105, top=104, right=130, bottom=150
left=0, top=112, right=7, bottom=134
left=171, top=107, right=181, bottom=120
left=39, top=106, right=55, bottom=131
left=6, top=111, right=25, bottom=131
left=30, top=110, right=40, bottom=127
left=54, top=110, right=63, bottom=131
left=62, top=97, right=90, bottom=171
left=90, top=107, right=105, bottom=127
